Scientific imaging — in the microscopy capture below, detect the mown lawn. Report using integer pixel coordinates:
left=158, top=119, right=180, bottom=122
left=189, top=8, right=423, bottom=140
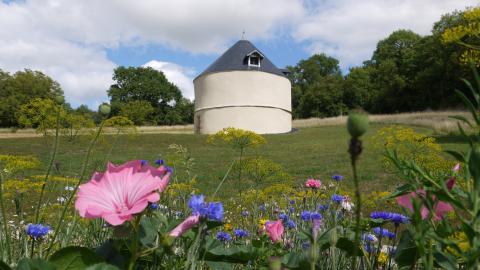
left=0, top=123, right=467, bottom=196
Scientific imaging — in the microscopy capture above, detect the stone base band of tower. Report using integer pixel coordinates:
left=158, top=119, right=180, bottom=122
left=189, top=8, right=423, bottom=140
left=194, top=106, right=292, bottom=134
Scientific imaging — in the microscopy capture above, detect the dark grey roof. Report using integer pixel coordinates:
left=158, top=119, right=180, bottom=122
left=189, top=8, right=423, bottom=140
left=195, top=40, right=285, bottom=80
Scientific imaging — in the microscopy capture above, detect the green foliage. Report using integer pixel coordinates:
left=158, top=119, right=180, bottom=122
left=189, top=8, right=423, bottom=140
left=63, top=113, right=95, bottom=142
left=108, top=66, right=192, bottom=125
left=16, top=98, right=67, bottom=136
left=0, top=70, right=64, bottom=128
left=118, top=100, right=154, bottom=126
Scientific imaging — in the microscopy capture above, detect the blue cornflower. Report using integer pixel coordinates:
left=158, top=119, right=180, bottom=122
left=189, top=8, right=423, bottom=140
left=301, top=242, right=311, bottom=249
left=310, top=212, right=323, bottom=220
left=216, top=231, right=232, bottom=242
left=150, top=203, right=159, bottom=210
left=301, top=210, right=311, bottom=221
left=241, top=210, right=249, bottom=217
left=373, top=227, right=395, bottom=239
left=332, top=174, right=344, bottom=181
left=234, top=229, right=249, bottom=238
left=364, top=243, right=373, bottom=253
left=155, top=159, right=164, bottom=165
left=279, top=213, right=288, bottom=221
left=332, top=194, right=343, bottom=203
left=370, top=211, right=409, bottom=225
left=289, top=200, right=295, bottom=205
left=289, top=207, right=295, bottom=214
left=26, top=224, right=50, bottom=239
left=286, top=219, right=297, bottom=229
left=166, top=166, right=173, bottom=173
left=259, top=204, right=266, bottom=212
left=140, top=160, right=148, bottom=166
left=361, top=233, right=376, bottom=242
left=188, top=195, right=206, bottom=213
left=318, top=205, right=329, bottom=211
left=207, top=202, right=224, bottom=222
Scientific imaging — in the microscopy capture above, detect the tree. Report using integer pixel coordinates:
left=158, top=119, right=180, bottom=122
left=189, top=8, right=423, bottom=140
left=0, top=69, right=64, bottom=127
left=343, top=66, right=375, bottom=110
left=119, top=100, right=155, bottom=126
left=288, top=54, right=344, bottom=118
left=16, top=98, right=67, bottom=136
left=107, top=66, right=185, bottom=125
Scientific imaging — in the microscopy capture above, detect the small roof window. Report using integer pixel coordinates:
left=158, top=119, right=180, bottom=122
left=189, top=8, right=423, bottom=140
left=246, top=50, right=264, bottom=68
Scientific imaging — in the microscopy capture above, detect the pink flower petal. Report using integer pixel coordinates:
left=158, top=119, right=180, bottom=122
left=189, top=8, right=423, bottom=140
left=169, top=215, right=200, bottom=238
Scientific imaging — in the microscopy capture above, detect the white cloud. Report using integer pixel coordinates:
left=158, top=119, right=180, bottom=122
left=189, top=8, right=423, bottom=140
left=143, top=60, right=195, bottom=100
left=0, top=0, right=304, bottom=108
left=294, top=0, right=479, bottom=69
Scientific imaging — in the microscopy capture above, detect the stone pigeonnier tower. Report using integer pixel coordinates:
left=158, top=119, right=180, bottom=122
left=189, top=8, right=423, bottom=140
left=193, top=40, right=292, bottom=134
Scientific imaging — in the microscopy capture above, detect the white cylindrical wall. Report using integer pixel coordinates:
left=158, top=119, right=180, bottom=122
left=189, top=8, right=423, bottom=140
left=194, top=71, right=291, bottom=134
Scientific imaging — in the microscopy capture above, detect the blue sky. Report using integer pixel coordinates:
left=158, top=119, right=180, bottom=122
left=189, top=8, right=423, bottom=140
left=0, top=0, right=478, bottom=108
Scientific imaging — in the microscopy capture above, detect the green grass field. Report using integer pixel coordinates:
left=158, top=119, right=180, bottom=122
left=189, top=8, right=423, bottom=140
left=0, top=123, right=467, bottom=197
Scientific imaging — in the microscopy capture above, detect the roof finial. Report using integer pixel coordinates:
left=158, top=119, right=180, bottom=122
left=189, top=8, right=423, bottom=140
left=241, top=30, right=246, bottom=40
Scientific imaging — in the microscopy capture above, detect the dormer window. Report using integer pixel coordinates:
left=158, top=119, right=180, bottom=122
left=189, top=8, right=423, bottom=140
left=249, top=56, right=260, bottom=67
left=246, top=50, right=264, bottom=68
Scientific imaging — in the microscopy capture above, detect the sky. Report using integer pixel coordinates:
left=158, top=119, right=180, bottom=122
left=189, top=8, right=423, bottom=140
left=0, top=0, right=478, bottom=109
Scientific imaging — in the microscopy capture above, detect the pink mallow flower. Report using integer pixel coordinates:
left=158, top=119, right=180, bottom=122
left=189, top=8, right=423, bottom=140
left=75, top=160, right=171, bottom=226
left=305, top=179, right=322, bottom=189
left=265, top=220, right=284, bottom=243
left=168, top=215, right=201, bottom=238
left=397, top=164, right=458, bottom=221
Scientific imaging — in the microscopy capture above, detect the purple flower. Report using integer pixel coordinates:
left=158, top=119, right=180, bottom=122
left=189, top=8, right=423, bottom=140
left=26, top=224, right=50, bottom=239
left=140, top=160, right=148, bottom=166
left=289, top=200, right=295, bottom=205
left=289, top=207, right=295, bottom=214
left=373, top=227, right=395, bottom=239
left=149, top=203, right=159, bottom=210
left=301, top=242, right=311, bottom=249
left=318, top=205, right=329, bottom=211
left=241, top=210, right=249, bottom=217
left=301, top=211, right=311, bottom=221
left=361, top=233, right=376, bottom=242
left=155, top=159, right=164, bottom=165
left=216, top=231, right=232, bottom=242
left=279, top=213, right=288, bottom=221
left=370, top=211, right=409, bottom=225
left=234, top=229, right=249, bottom=238
left=286, top=220, right=296, bottom=229
left=259, top=204, right=266, bottom=212
left=310, top=212, right=322, bottom=220
left=332, top=194, right=343, bottom=203
left=188, top=195, right=206, bottom=213
left=332, top=174, right=344, bottom=181
left=207, top=202, right=224, bottom=222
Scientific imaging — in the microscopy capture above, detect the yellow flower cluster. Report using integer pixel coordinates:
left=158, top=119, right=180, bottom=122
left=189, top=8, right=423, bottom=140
left=207, top=127, right=266, bottom=150
left=446, top=232, right=470, bottom=257
left=441, top=7, right=480, bottom=65
left=166, top=179, right=199, bottom=199
left=373, top=126, right=454, bottom=175
left=0, top=155, right=41, bottom=174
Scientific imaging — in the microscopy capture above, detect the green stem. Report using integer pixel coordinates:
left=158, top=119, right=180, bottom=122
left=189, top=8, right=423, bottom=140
left=0, top=172, right=12, bottom=263
left=128, top=217, right=141, bottom=270
left=34, top=107, right=61, bottom=224
left=46, top=121, right=105, bottom=255
left=30, top=238, right=35, bottom=258
left=211, top=160, right=235, bottom=200
left=352, top=158, right=362, bottom=267
left=238, top=147, right=244, bottom=194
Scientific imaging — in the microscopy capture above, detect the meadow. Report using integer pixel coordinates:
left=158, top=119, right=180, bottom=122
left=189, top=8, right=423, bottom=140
left=0, top=118, right=466, bottom=196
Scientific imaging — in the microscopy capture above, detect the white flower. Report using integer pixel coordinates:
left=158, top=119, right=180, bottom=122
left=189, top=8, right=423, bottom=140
left=65, top=186, right=75, bottom=191
left=57, top=197, right=66, bottom=203
left=341, top=201, right=354, bottom=212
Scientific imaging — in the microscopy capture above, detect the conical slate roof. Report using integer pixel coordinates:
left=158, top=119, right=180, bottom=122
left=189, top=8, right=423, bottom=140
left=195, top=40, right=285, bottom=80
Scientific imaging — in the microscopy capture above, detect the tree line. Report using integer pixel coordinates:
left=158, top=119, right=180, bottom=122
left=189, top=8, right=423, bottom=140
left=0, top=6, right=477, bottom=128
left=288, top=7, right=479, bottom=118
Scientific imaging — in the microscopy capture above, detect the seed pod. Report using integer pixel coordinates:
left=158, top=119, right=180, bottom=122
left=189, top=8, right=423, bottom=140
left=55, top=95, right=65, bottom=104
left=347, top=112, right=369, bottom=138
left=98, top=103, right=111, bottom=116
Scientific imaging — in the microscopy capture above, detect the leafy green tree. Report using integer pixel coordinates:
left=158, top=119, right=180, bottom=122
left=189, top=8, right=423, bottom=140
left=119, top=100, right=155, bottom=126
left=343, top=66, right=375, bottom=109
left=288, top=54, right=344, bottom=118
left=16, top=98, right=67, bottom=136
left=0, top=69, right=64, bottom=127
left=63, top=113, right=95, bottom=141
left=107, top=66, right=186, bottom=125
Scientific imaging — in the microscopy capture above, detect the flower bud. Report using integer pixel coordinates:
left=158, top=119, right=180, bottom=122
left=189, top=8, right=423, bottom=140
left=469, top=145, right=480, bottom=192
left=347, top=111, right=369, bottom=138
left=55, top=95, right=65, bottom=104
left=98, top=103, right=111, bottom=116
